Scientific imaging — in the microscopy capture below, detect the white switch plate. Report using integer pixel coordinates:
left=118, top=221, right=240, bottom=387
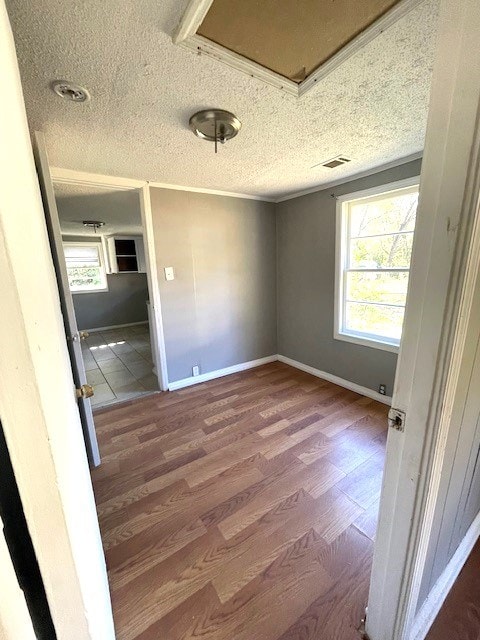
left=164, top=266, right=174, bottom=281
left=192, top=365, right=200, bottom=377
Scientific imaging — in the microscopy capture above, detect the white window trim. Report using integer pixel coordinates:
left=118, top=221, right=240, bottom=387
left=63, top=240, right=109, bottom=294
left=334, top=176, right=420, bottom=353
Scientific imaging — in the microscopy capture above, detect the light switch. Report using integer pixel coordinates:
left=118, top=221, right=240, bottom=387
left=164, top=266, right=175, bottom=281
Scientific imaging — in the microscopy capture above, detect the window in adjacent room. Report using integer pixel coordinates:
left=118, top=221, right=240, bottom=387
left=63, top=242, right=108, bottom=293
left=335, top=179, right=419, bottom=352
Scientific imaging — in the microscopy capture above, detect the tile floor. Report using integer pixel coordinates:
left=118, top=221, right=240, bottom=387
left=81, top=324, right=159, bottom=408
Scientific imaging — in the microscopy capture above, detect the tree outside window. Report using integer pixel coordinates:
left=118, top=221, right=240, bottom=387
left=336, top=182, right=419, bottom=350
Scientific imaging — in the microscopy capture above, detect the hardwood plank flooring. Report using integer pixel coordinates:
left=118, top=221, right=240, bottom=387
left=92, top=362, right=388, bottom=640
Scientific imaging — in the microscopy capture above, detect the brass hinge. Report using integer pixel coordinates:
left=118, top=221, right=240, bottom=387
left=388, top=407, right=405, bottom=432
left=69, top=331, right=90, bottom=342
left=76, top=384, right=94, bottom=399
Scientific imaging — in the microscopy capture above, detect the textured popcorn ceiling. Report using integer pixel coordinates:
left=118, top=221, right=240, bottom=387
left=55, top=183, right=143, bottom=237
left=7, top=0, right=439, bottom=200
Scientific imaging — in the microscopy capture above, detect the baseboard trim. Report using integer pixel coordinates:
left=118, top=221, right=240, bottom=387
left=169, top=353, right=393, bottom=403
left=277, top=354, right=392, bottom=405
left=168, top=355, right=278, bottom=391
left=410, top=510, right=480, bottom=640
left=84, top=321, right=148, bottom=333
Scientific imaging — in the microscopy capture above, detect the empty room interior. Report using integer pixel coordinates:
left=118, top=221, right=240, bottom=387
left=1, top=1, right=480, bottom=640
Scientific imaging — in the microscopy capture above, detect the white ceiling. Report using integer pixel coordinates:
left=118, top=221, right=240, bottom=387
left=54, top=183, right=143, bottom=237
left=7, top=0, right=439, bottom=200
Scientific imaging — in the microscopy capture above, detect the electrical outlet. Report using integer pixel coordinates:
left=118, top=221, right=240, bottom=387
left=192, top=365, right=200, bottom=377
left=379, top=384, right=386, bottom=395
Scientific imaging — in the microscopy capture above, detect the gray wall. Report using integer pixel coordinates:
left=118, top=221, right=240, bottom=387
left=62, top=236, right=150, bottom=330
left=73, top=273, right=149, bottom=330
left=276, top=159, right=422, bottom=395
left=150, top=188, right=277, bottom=383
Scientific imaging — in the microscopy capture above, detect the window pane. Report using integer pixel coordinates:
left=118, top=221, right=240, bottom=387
left=67, top=266, right=106, bottom=292
left=349, top=191, right=418, bottom=238
left=346, top=271, right=409, bottom=305
left=64, top=244, right=100, bottom=268
left=345, top=302, right=405, bottom=341
left=349, top=232, right=413, bottom=269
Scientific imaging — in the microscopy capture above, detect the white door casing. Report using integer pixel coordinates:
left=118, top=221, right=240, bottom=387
left=366, top=0, right=480, bottom=638
left=0, top=2, right=114, bottom=636
left=34, top=132, right=101, bottom=467
left=50, top=168, right=170, bottom=392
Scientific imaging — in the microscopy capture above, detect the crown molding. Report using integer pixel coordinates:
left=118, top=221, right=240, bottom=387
left=50, top=167, right=275, bottom=202
left=147, top=180, right=275, bottom=202
left=51, top=155, right=423, bottom=204
left=274, top=152, right=423, bottom=203
left=50, top=168, right=145, bottom=190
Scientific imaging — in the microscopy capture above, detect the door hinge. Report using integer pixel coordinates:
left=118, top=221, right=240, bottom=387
left=76, top=384, right=94, bottom=399
left=69, top=331, right=89, bottom=342
left=358, top=606, right=371, bottom=639
left=388, top=407, right=405, bottom=432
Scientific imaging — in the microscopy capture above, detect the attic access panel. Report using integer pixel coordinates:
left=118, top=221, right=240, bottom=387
left=198, top=0, right=400, bottom=83
left=174, top=0, right=417, bottom=97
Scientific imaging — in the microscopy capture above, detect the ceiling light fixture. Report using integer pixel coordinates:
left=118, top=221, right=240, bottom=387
left=82, top=220, right=105, bottom=233
left=52, top=80, right=90, bottom=103
left=189, top=109, right=241, bottom=153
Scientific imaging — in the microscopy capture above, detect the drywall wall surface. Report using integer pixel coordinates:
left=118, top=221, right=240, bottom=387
left=0, top=3, right=113, bottom=636
left=61, top=235, right=149, bottom=329
left=150, top=188, right=277, bottom=382
left=276, top=158, right=422, bottom=394
left=73, top=273, right=149, bottom=330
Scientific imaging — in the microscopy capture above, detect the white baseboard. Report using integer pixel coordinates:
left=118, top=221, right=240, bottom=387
left=84, top=321, right=148, bottom=333
left=168, top=355, right=278, bottom=391
left=169, top=353, right=393, bottom=404
left=277, top=354, right=392, bottom=405
left=410, top=509, right=480, bottom=640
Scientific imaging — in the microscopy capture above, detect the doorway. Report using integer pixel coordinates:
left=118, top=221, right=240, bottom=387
left=52, top=180, right=160, bottom=408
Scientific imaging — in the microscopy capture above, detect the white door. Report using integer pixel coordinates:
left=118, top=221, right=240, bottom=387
left=33, top=132, right=101, bottom=467
left=366, top=0, right=480, bottom=637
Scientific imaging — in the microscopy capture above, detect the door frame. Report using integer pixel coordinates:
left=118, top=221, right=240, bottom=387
left=366, top=0, right=480, bottom=638
left=0, top=2, right=114, bottom=635
left=35, top=132, right=101, bottom=467
left=49, top=167, right=169, bottom=392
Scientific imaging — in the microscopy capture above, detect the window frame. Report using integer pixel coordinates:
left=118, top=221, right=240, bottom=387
left=334, top=176, right=420, bottom=353
left=63, top=241, right=109, bottom=295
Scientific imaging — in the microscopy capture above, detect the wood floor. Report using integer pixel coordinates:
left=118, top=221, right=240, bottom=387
left=426, top=540, right=480, bottom=640
left=92, top=362, right=388, bottom=640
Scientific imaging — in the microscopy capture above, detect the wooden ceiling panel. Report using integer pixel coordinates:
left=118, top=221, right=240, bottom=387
left=198, top=0, right=401, bottom=82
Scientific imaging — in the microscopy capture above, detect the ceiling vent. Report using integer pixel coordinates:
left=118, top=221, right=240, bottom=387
left=313, top=156, right=352, bottom=169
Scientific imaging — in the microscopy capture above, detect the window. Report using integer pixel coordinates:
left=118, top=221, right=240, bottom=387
left=63, top=243, right=108, bottom=293
left=335, top=179, right=419, bottom=352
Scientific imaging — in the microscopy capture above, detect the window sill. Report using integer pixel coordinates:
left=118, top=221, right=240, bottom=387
left=334, top=330, right=400, bottom=354
left=71, top=288, right=109, bottom=295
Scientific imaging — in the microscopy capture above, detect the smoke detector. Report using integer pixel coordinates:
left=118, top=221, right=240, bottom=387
left=51, top=81, right=90, bottom=103
left=189, top=109, right=241, bottom=153
left=313, top=155, right=352, bottom=169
